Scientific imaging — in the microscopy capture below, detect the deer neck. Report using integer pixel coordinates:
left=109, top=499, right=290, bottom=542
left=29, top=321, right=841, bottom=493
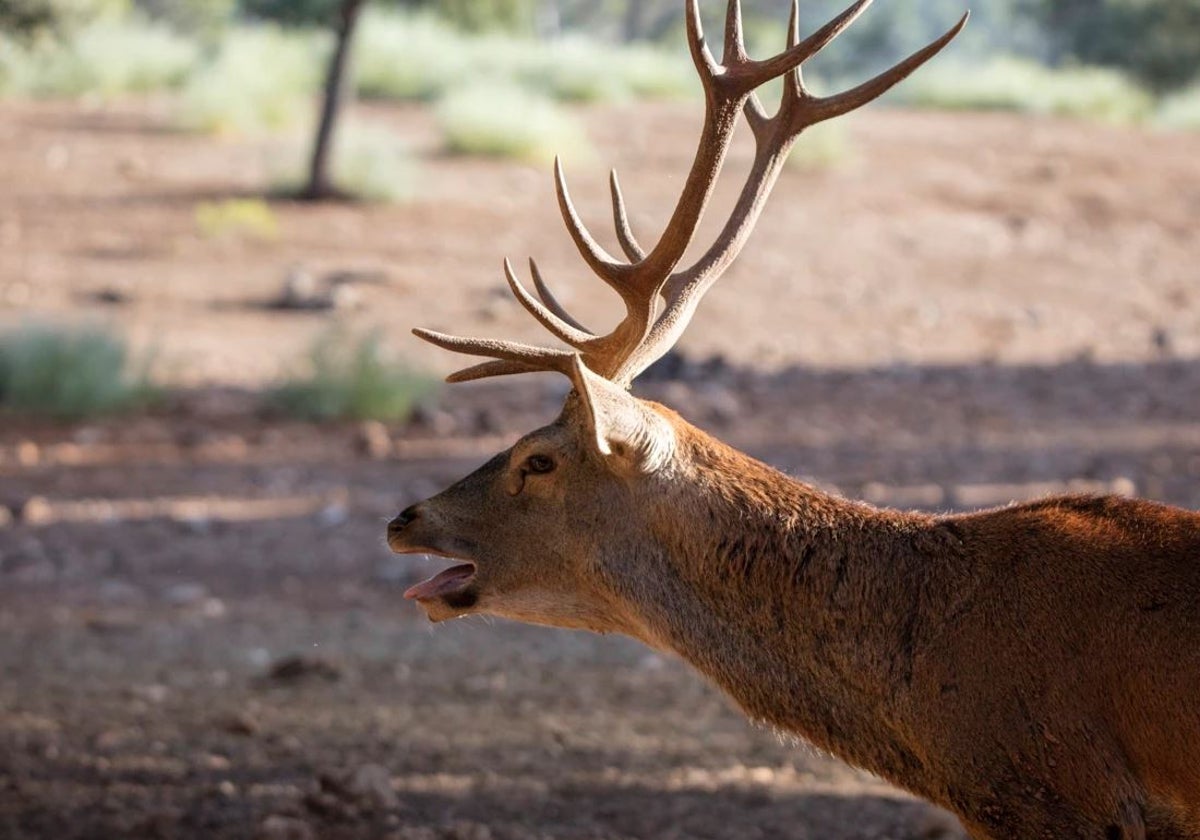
left=609, top=425, right=942, bottom=778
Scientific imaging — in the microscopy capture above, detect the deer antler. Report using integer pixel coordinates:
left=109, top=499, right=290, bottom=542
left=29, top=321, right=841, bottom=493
left=415, top=0, right=968, bottom=388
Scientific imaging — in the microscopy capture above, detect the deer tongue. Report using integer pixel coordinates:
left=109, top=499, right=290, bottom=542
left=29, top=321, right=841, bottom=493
left=404, top=564, right=475, bottom=601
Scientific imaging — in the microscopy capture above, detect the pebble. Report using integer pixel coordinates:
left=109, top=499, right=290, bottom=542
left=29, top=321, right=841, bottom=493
left=19, top=497, right=53, bottom=526
left=163, top=582, right=208, bottom=608
left=257, top=816, right=315, bottom=840
left=218, top=710, right=261, bottom=737
left=267, top=655, right=342, bottom=684
left=354, top=421, right=392, bottom=460
left=315, top=503, right=349, bottom=528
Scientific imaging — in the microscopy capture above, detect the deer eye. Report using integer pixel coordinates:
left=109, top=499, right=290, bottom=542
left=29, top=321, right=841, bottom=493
left=525, top=454, right=556, bottom=475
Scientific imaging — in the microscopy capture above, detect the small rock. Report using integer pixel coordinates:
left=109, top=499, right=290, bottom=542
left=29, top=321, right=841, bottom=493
left=341, top=763, right=398, bottom=810
left=313, top=764, right=398, bottom=813
left=267, top=655, right=342, bottom=684
left=329, top=283, right=362, bottom=310
left=218, top=710, right=261, bottom=737
left=19, top=496, right=53, bottom=526
left=0, top=507, right=13, bottom=530
left=72, top=427, right=106, bottom=446
left=409, top=405, right=457, bottom=437
left=217, top=780, right=237, bottom=798
left=354, top=421, right=392, bottom=460
left=200, top=753, right=231, bottom=771
left=199, top=597, right=227, bottom=619
left=315, top=503, right=348, bottom=528
left=276, top=268, right=320, bottom=310
left=129, top=684, right=170, bottom=704
left=163, top=582, right=208, bottom=608
left=258, top=815, right=315, bottom=840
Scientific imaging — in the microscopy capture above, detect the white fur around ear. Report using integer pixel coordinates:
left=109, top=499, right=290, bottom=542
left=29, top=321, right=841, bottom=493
left=568, top=355, right=675, bottom=473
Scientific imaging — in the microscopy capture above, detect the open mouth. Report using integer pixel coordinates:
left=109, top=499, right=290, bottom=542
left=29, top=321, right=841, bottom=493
left=403, top=558, right=477, bottom=603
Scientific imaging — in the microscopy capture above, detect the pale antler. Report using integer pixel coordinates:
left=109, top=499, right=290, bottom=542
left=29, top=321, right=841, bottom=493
left=415, top=0, right=968, bottom=388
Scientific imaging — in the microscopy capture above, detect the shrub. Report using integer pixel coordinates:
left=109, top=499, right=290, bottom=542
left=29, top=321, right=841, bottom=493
left=437, top=81, right=588, bottom=163
left=14, top=16, right=198, bottom=99
left=177, top=25, right=325, bottom=135
left=329, top=127, right=419, bottom=203
left=899, top=57, right=1155, bottom=124
left=354, top=10, right=473, bottom=102
left=0, top=324, right=155, bottom=418
left=270, top=330, right=434, bottom=422
left=1157, top=84, right=1200, bottom=129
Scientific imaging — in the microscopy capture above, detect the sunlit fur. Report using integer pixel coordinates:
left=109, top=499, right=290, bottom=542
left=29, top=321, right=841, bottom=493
left=392, top=393, right=1200, bottom=840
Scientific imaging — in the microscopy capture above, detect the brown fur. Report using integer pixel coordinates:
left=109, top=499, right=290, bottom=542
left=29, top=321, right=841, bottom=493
left=390, top=399, right=1200, bottom=839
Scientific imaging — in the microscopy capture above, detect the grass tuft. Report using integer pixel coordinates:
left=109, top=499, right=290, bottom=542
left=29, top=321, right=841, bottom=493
left=437, top=81, right=588, bottom=163
left=0, top=324, right=156, bottom=419
left=195, top=198, right=280, bottom=241
left=270, top=330, right=434, bottom=422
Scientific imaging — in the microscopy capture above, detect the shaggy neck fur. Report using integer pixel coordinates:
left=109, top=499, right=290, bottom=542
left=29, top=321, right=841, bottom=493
left=606, top=418, right=965, bottom=795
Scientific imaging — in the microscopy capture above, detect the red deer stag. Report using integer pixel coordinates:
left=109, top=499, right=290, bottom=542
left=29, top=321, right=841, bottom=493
left=388, top=2, right=1200, bottom=837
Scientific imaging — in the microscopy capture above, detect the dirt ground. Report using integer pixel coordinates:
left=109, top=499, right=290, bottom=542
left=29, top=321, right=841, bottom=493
left=1, top=97, right=1198, bottom=840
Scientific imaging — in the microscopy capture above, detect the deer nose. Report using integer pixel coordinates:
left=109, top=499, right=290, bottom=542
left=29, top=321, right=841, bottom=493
left=388, top=505, right=421, bottom=543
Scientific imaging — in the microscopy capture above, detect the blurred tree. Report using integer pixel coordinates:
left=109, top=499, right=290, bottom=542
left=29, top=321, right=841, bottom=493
left=303, top=0, right=365, bottom=199
left=0, top=0, right=120, bottom=37
left=133, top=0, right=234, bottom=34
left=1030, top=0, right=1200, bottom=91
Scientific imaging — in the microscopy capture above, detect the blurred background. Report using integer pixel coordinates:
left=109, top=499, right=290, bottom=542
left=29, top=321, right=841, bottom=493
left=0, top=1, right=1197, bottom=838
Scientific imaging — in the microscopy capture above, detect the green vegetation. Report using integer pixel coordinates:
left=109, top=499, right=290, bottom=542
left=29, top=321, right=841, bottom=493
left=354, top=8, right=692, bottom=106
left=195, top=198, right=280, bottom=241
left=270, top=330, right=434, bottom=422
left=327, top=126, right=418, bottom=202
left=176, top=25, right=325, bottom=134
left=0, top=324, right=156, bottom=419
left=354, top=10, right=472, bottom=102
left=1157, top=85, right=1200, bottom=130
left=438, top=81, right=588, bottom=162
left=899, top=57, right=1155, bottom=124
left=2, top=16, right=198, bottom=99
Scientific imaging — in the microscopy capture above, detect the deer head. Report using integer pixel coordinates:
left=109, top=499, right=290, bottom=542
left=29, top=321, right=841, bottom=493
left=388, top=0, right=967, bottom=637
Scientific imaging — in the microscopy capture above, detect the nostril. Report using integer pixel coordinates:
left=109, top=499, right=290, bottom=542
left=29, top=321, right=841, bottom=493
left=389, top=505, right=420, bottom=537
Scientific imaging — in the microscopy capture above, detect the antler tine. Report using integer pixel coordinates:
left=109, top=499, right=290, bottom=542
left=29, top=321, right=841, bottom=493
left=502, top=259, right=596, bottom=348
left=685, top=0, right=720, bottom=78
left=792, top=11, right=970, bottom=131
left=737, top=0, right=873, bottom=91
left=414, top=328, right=575, bottom=373
left=554, top=157, right=633, bottom=289
left=446, top=359, right=545, bottom=384
left=724, top=0, right=748, bottom=64
left=609, top=170, right=646, bottom=263
left=529, top=258, right=591, bottom=334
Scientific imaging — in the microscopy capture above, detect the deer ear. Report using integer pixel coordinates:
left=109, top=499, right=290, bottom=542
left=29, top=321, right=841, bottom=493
left=569, top=356, right=674, bottom=473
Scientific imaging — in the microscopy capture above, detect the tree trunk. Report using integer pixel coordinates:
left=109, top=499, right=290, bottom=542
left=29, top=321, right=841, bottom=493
left=302, top=0, right=366, bottom=201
